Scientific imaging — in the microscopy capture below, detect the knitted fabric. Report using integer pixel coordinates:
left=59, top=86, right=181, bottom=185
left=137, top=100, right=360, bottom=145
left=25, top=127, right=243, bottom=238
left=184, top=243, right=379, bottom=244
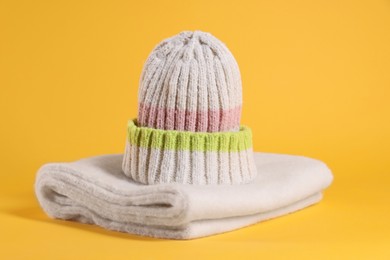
left=122, top=30, right=257, bottom=185
left=137, top=30, right=242, bottom=132
left=122, top=119, right=257, bottom=185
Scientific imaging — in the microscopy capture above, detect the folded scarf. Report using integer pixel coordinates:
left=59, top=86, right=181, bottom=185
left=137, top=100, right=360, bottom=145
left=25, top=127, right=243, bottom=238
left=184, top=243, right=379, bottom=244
left=35, top=152, right=333, bottom=239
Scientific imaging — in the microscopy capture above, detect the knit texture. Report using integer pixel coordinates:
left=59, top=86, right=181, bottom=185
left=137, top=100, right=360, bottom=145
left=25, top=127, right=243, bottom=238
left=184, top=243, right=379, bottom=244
left=137, top=30, right=242, bottom=132
left=35, top=153, right=333, bottom=239
left=122, top=119, right=257, bottom=185
left=122, top=30, right=257, bottom=185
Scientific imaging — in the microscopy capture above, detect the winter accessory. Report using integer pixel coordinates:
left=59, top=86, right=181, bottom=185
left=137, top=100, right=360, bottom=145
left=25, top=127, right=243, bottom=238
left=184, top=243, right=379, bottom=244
left=34, top=30, right=334, bottom=240
left=35, top=152, right=333, bottom=240
left=138, top=30, right=242, bottom=132
left=123, top=30, right=257, bottom=185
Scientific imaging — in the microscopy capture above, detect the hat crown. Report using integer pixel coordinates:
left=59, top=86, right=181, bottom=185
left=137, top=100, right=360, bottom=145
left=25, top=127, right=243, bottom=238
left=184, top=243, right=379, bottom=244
left=137, top=30, right=242, bottom=132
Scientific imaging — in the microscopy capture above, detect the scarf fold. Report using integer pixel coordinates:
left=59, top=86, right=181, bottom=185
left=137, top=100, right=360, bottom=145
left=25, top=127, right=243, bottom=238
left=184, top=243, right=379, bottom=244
left=35, top=152, right=333, bottom=239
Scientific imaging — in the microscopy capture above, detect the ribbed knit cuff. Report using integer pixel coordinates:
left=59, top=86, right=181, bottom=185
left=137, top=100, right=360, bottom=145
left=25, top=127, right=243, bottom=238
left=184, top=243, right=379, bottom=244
left=122, top=119, right=257, bottom=185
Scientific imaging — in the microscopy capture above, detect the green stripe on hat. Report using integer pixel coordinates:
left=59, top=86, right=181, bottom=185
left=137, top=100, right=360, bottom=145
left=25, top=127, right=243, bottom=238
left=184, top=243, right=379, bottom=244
left=127, top=119, right=253, bottom=152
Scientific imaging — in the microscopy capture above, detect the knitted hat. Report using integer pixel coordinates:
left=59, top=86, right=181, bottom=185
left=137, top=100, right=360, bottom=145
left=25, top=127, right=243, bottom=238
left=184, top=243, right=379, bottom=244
left=122, top=30, right=257, bottom=185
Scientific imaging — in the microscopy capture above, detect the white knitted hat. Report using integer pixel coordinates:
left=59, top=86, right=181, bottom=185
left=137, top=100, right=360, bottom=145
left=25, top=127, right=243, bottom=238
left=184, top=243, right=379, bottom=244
left=138, top=30, right=242, bottom=132
left=122, top=30, right=257, bottom=185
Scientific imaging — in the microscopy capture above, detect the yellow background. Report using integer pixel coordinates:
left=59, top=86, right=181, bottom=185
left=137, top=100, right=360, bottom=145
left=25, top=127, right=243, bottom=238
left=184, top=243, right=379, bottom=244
left=1, top=0, right=389, bottom=258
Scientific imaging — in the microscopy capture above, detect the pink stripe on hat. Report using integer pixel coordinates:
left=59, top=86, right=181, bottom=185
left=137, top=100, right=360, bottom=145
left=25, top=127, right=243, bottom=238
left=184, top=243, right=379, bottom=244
left=138, top=103, right=241, bottom=132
